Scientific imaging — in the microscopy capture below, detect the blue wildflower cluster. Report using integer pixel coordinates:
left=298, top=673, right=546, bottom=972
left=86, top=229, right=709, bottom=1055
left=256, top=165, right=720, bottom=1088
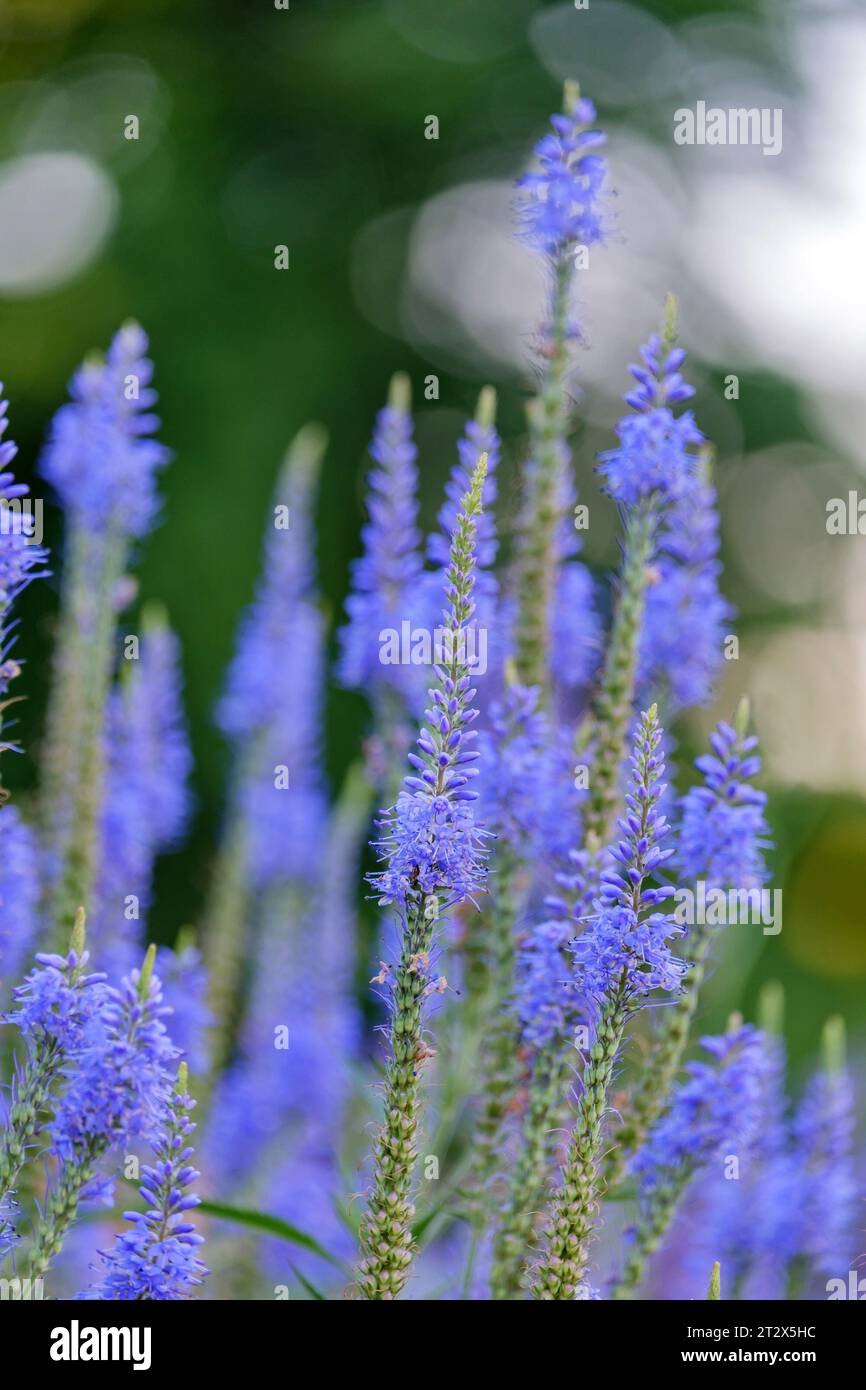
left=40, top=322, right=169, bottom=539
left=676, top=717, right=771, bottom=889
left=337, top=378, right=423, bottom=709
left=572, top=706, right=686, bottom=1003
left=0, top=86, right=858, bottom=1309
left=632, top=1025, right=771, bottom=1194
left=80, top=1067, right=208, bottom=1300
left=517, top=94, right=608, bottom=257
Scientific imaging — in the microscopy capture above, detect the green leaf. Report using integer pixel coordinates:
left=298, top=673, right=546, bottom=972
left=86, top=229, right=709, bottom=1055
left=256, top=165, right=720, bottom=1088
left=290, top=1263, right=327, bottom=1301
left=198, top=1199, right=348, bottom=1272
left=707, top=1261, right=721, bottom=1300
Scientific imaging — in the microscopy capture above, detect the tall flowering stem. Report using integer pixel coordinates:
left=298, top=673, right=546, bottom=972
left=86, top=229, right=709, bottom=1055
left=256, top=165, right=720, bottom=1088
left=490, top=850, right=598, bottom=1298
left=490, top=1038, right=569, bottom=1300
left=531, top=706, right=685, bottom=1299
left=338, top=372, right=422, bottom=781
left=28, top=945, right=178, bottom=1280
left=79, top=1063, right=208, bottom=1299
left=355, top=455, right=489, bottom=1301
left=0, top=383, right=49, bottom=790
left=514, top=84, right=608, bottom=693
left=39, top=324, right=169, bottom=939
left=584, top=299, right=699, bottom=847
left=0, top=912, right=104, bottom=1258
left=606, top=701, right=770, bottom=1184
left=611, top=1024, right=771, bottom=1298
left=205, top=423, right=328, bottom=1076
left=582, top=502, right=655, bottom=846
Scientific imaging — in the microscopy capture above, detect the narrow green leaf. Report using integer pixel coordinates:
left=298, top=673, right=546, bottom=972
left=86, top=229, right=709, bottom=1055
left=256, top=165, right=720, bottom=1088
left=290, top=1263, right=327, bottom=1301
left=198, top=1198, right=347, bottom=1272
left=707, top=1261, right=721, bottom=1300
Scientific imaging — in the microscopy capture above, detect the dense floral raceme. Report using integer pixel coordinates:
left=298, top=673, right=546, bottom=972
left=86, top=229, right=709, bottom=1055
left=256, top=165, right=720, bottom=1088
left=0, top=807, right=40, bottom=994
left=92, top=618, right=193, bottom=976
left=39, top=323, right=169, bottom=539
left=6, top=947, right=108, bottom=1053
left=337, top=379, right=423, bottom=707
left=49, top=957, right=178, bottom=1162
left=632, top=1025, right=772, bottom=1194
left=571, top=706, right=686, bottom=1003
left=676, top=718, right=772, bottom=889
left=517, top=94, right=609, bottom=257
left=217, top=429, right=328, bottom=889
left=639, top=472, right=733, bottom=711
left=368, top=448, right=492, bottom=911
left=793, top=1045, right=857, bottom=1277
left=80, top=1068, right=208, bottom=1299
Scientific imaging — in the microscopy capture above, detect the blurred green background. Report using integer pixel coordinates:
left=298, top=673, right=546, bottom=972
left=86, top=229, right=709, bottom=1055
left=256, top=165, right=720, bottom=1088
left=1, top=0, right=864, bottom=1081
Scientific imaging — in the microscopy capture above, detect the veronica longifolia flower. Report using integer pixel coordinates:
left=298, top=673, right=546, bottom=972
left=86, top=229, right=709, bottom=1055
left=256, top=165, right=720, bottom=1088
left=597, top=328, right=703, bottom=510
left=40, top=323, right=169, bottom=539
left=0, top=938, right=107, bottom=1256
left=50, top=956, right=177, bottom=1162
left=633, top=1025, right=771, bottom=1194
left=0, top=807, right=40, bottom=994
left=676, top=718, right=771, bottom=890
left=613, top=1025, right=774, bottom=1297
left=572, top=710, right=686, bottom=1003
left=217, top=428, right=328, bottom=889
left=80, top=1067, right=208, bottom=1300
left=794, top=1032, right=857, bottom=1278
left=639, top=472, right=733, bottom=711
left=517, top=94, right=608, bottom=258
left=357, top=454, right=489, bottom=1301
left=337, top=375, right=423, bottom=707
left=93, top=617, right=192, bottom=975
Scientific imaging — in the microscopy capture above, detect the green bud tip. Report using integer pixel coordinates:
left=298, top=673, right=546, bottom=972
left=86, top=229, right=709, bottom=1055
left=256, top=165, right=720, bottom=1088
left=734, top=695, right=751, bottom=738
left=697, top=442, right=715, bottom=485
left=563, top=80, right=581, bottom=115
left=660, top=293, right=679, bottom=357
left=70, top=906, right=87, bottom=958
left=139, top=943, right=157, bottom=1001
left=141, top=599, right=169, bottom=633
left=469, top=451, right=488, bottom=502
left=475, top=385, right=497, bottom=429
left=757, top=979, right=785, bottom=1037
left=821, top=1016, right=846, bottom=1075
left=177, top=1061, right=189, bottom=1094
left=708, top=1262, right=721, bottom=1300
left=388, top=371, right=411, bottom=414
left=281, top=422, right=328, bottom=493
left=174, top=924, right=196, bottom=955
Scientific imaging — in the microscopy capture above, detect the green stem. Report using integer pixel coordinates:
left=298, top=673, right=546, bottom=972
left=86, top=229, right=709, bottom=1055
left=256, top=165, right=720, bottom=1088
left=28, top=1144, right=103, bottom=1281
left=605, top=922, right=715, bottom=1186
left=532, top=993, right=627, bottom=1299
left=355, top=891, right=438, bottom=1300
left=467, top=849, right=522, bottom=1208
left=583, top=500, right=656, bottom=848
left=202, top=796, right=252, bottom=1082
left=43, top=527, right=127, bottom=943
left=515, top=256, right=573, bottom=693
left=491, top=1039, right=571, bottom=1299
left=0, top=1043, right=62, bottom=1207
left=610, top=1168, right=690, bottom=1299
